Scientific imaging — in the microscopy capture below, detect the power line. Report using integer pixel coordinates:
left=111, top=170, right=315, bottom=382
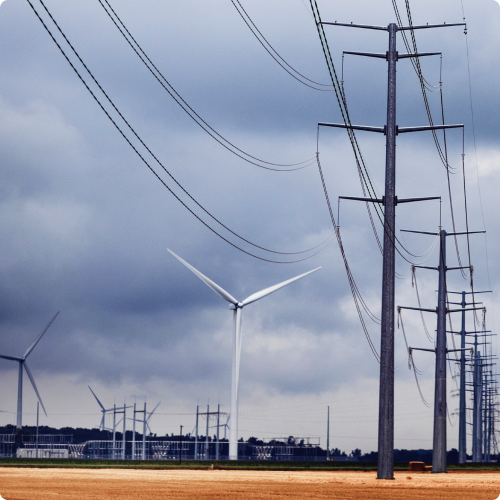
left=393, top=0, right=466, bottom=274
left=316, top=152, right=380, bottom=361
left=27, top=0, right=333, bottom=264
left=98, top=0, right=315, bottom=171
left=230, top=0, right=333, bottom=91
left=459, top=0, right=496, bottom=339
left=392, top=0, right=451, bottom=170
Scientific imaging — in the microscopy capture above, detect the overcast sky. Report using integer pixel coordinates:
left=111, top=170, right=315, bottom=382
left=0, top=0, right=498, bottom=455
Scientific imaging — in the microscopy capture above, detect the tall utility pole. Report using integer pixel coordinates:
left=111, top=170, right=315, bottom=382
left=378, top=24, right=398, bottom=481
left=473, top=336, right=482, bottom=462
left=195, top=405, right=199, bottom=460
left=447, top=290, right=491, bottom=464
left=142, top=402, right=147, bottom=460
left=478, top=349, right=496, bottom=461
left=484, top=365, right=489, bottom=461
left=326, top=406, right=330, bottom=461
left=485, top=365, right=496, bottom=461
left=317, top=18, right=464, bottom=478
left=458, top=291, right=467, bottom=464
left=131, top=402, right=147, bottom=461
left=179, top=425, right=183, bottom=465
left=216, top=404, right=220, bottom=461
left=433, top=230, right=448, bottom=473
left=402, top=229, right=483, bottom=472
left=206, top=404, right=210, bottom=460
left=36, top=401, right=39, bottom=459
left=112, top=404, right=116, bottom=460
left=132, top=403, right=136, bottom=460
left=122, top=403, right=127, bottom=460
left=458, top=292, right=467, bottom=464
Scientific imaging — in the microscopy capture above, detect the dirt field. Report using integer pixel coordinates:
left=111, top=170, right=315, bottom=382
left=1, top=467, right=500, bottom=499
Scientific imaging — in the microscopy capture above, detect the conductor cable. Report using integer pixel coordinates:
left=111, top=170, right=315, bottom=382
left=27, top=0, right=333, bottom=263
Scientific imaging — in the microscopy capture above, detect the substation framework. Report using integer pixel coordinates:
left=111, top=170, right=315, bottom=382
left=2, top=437, right=326, bottom=461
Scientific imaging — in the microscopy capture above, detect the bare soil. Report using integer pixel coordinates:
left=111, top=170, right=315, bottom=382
left=1, top=467, right=500, bottom=499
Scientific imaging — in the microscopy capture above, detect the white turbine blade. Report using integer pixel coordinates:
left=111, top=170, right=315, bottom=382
left=88, top=386, right=106, bottom=411
left=147, top=401, right=161, bottom=422
left=241, top=267, right=321, bottom=307
left=0, top=354, right=23, bottom=362
left=23, top=311, right=60, bottom=359
left=168, top=249, right=238, bottom=305
left=24, top=362, right=47, bottom=416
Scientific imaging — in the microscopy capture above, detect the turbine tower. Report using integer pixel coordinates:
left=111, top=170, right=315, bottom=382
left=168, top=249, right=321, bottom=460
left=0, top=312, right=60, bottom=430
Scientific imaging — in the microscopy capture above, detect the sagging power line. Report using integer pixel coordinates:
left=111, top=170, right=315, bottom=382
left=98, top=0, right=316, bottom=171
left=26, top=0, right=334, bottom=264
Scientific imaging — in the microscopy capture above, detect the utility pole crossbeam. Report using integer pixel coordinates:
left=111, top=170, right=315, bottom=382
left=338, top=196, right=440, bottom=206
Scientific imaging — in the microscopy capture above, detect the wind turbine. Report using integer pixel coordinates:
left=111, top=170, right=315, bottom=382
left=0, top=312, right=60, bottom=430
left=145, top=401, right=161, bottom=434
left=88, top=386, right=114, bottom=432
left=168, top=249, right=321, bottom=460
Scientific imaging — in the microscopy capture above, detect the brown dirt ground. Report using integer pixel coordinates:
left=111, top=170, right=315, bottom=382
left=1, top=467, right=500, bottom=500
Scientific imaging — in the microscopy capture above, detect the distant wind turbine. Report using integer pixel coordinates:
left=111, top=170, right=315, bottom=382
left=88, top=386, right=114, bottom=431
left=0, top=312, right=60, bottom=430
left=145, top=401, right=160, bottom=434
left=168, top=249, right=321, bottom=460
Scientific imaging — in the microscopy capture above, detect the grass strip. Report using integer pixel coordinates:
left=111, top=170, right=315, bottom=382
left=1, top=459, right=498, bottom=472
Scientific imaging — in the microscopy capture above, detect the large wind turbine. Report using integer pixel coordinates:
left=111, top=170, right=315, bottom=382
left=168, top=249, right=321, bottom=460
left=0, top=312, right=60, bottom=430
